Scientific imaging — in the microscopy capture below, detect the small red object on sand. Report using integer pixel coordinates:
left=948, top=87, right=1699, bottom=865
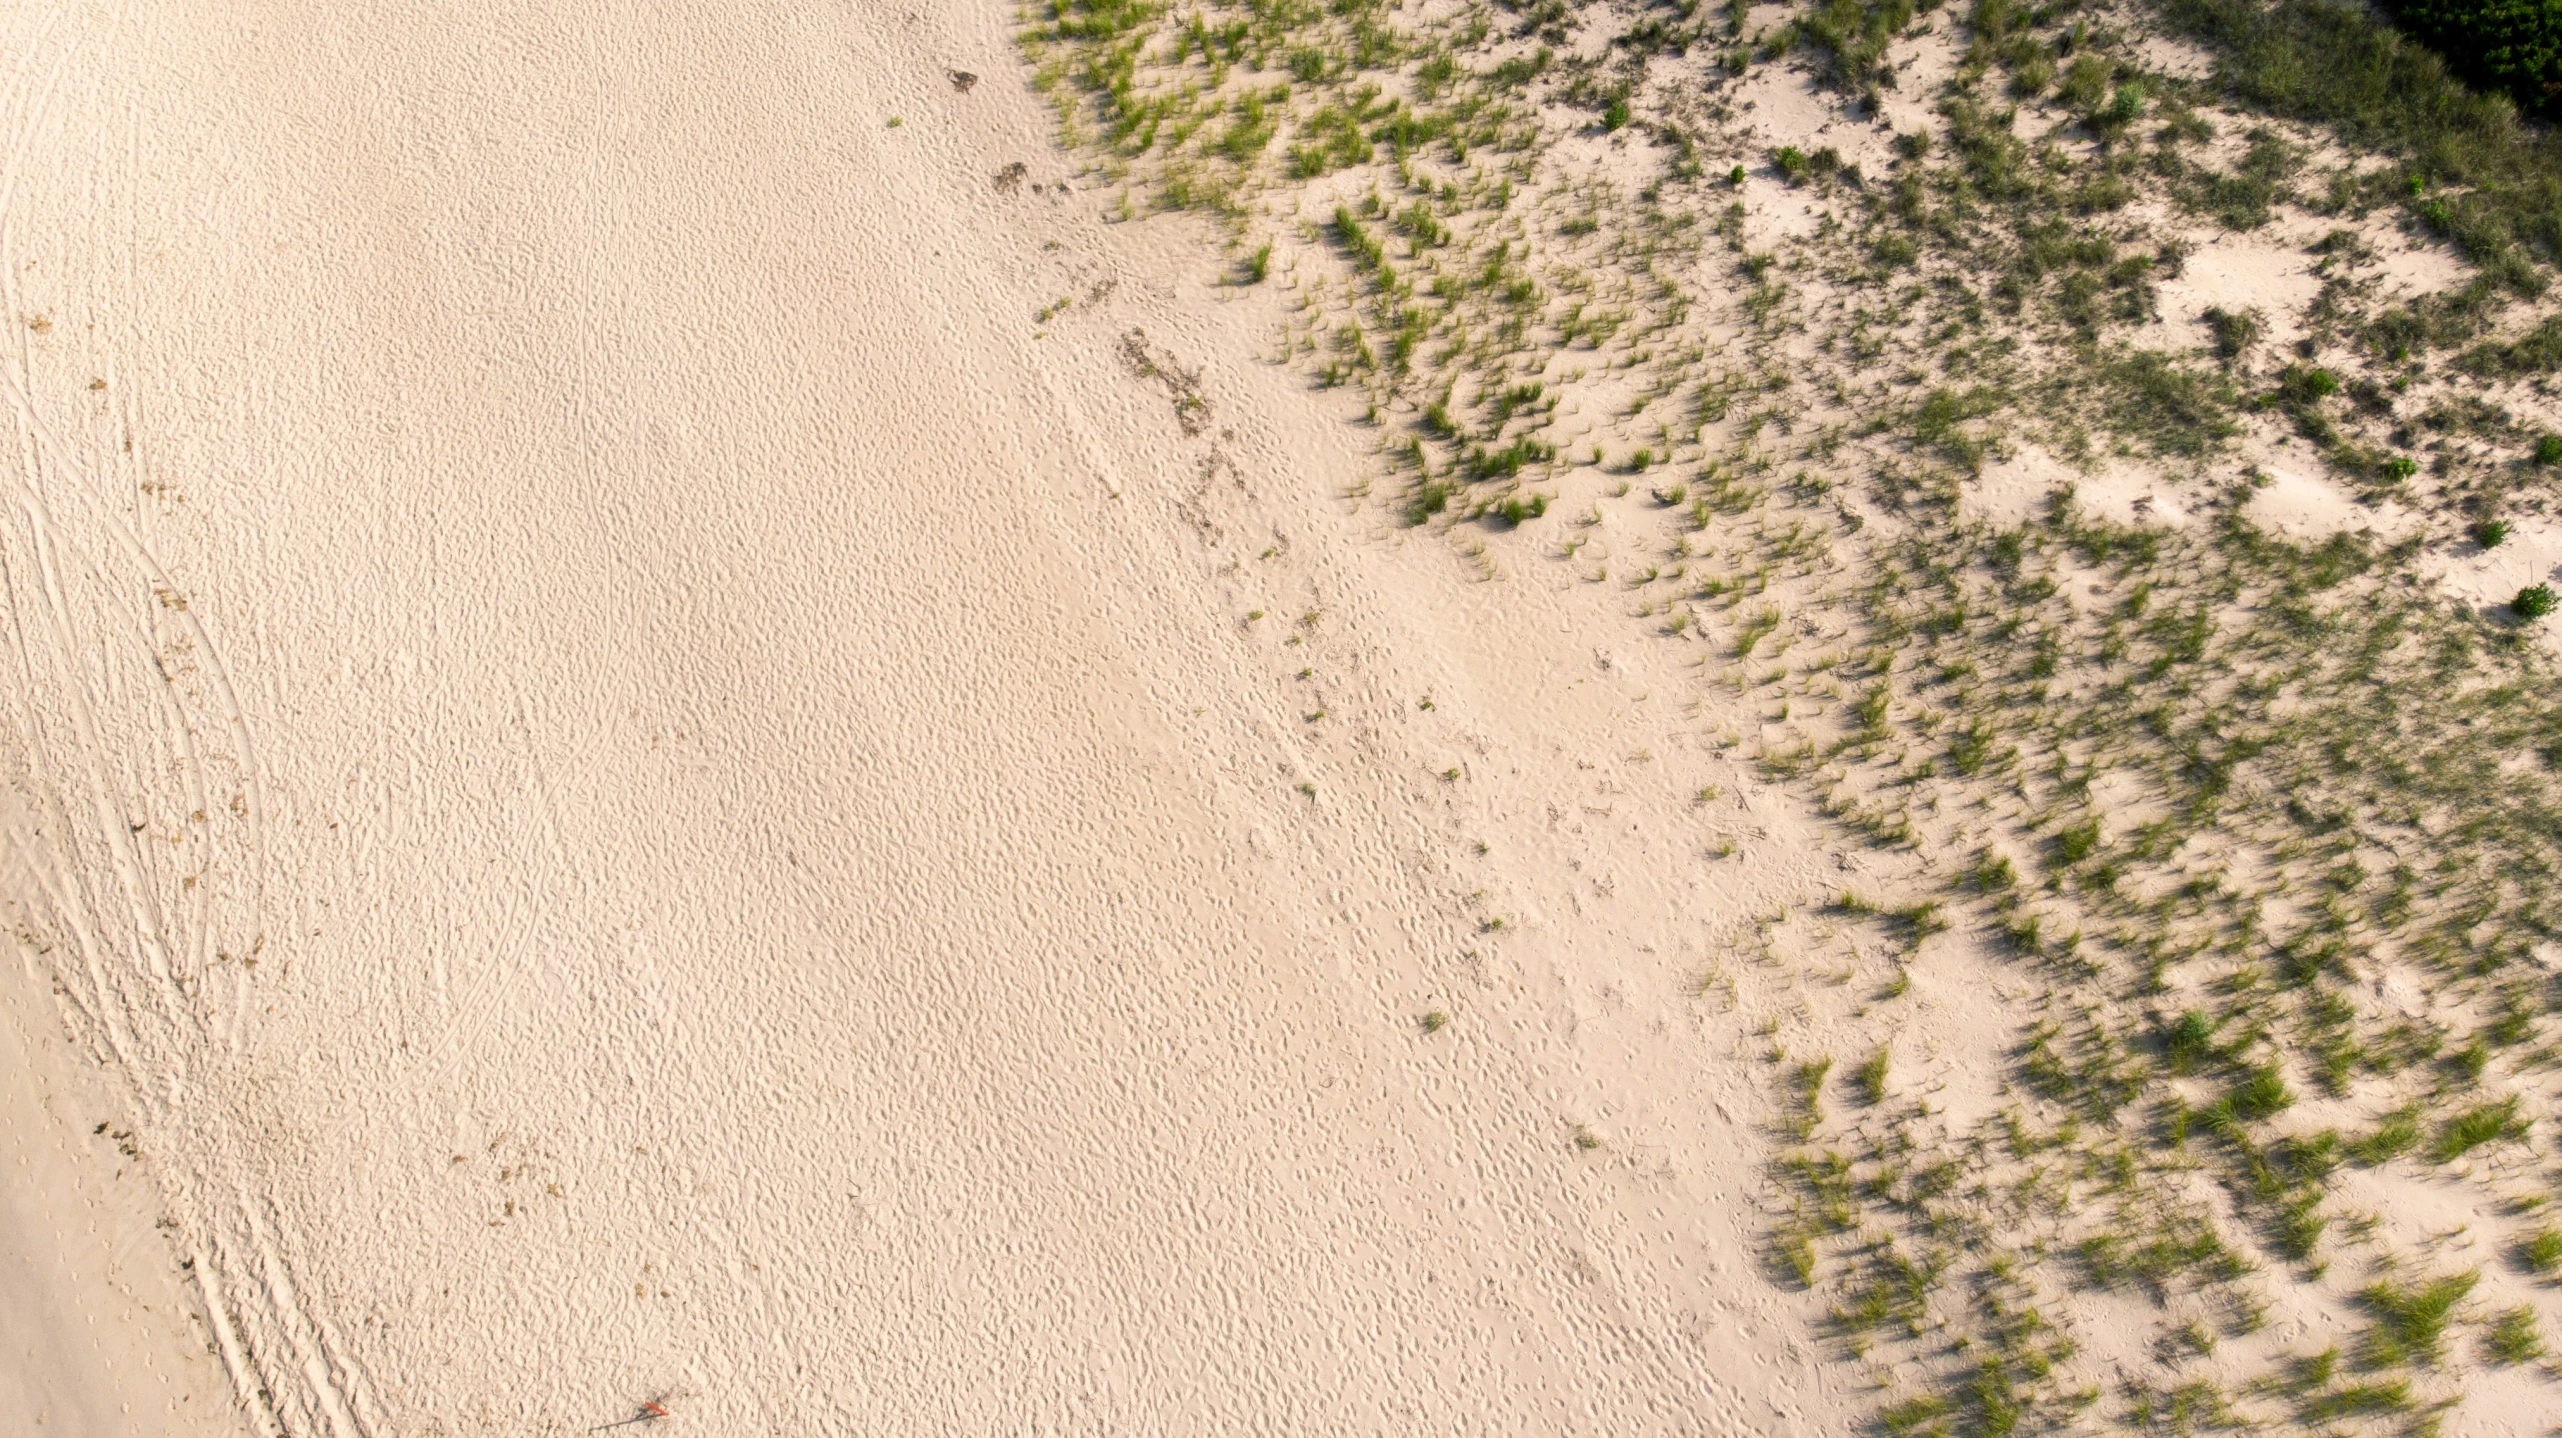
left=588, top=1400, right=673, bottom=1432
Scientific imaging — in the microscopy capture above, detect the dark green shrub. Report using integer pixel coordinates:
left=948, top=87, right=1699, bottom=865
left=2474, top=518, right=2513, bottom=547
left=2515, top=583, right=2558, bottom=617
left=2538, top=433, right=2562, bottom=463
left=2164, top=0, right=2562, bottom=276
left=2379, top=0, right=2562, bottom=120
left=2093, top=81, right=2148, bottom=137
left=2278, top=364, right=2341, bottom=404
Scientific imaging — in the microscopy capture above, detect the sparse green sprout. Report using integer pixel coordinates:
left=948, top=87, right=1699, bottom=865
left=1405, top=478, right=1453, bottom=525
left=2299, top=1378, right=2412, bottom=1420
left=2276, top=1193, right=2329, bottom=1261
left=1246, top=242, right=1272, bottom=284
left=1854, top=1047, right=1889, bottom=1105
left=2228, top=1063, right=2295, bottom=1122
left=2485, top=1306, right=2543, bottom=1364
left=1789, top=1056, right=1832, bottom=1139
left=1419, top=1010, right=1449, bottom=1034
left=1601, top=96, right=1630, bottom=132
left=1572, top=1125, right=1602, bottom=1151
left=1773, top=145, right=1809, bottom=184
left=2472, top=518, right=2511, bottom=549
left=2164, top=1011, right=2215, bottom=1075
left=2513, top=584, right=2557, bottom=619
left=1777, top=1226, right=1816, bottom=1286
left=1878, top=1394, right=1948, bottom=1434
left=2450, top=1039, right=2490, bottom=1081
left=1856, top=685, right=1891, bottom=739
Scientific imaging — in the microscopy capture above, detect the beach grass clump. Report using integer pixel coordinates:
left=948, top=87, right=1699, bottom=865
left=2430, top=1096, right=2526, bottom=1161
left=2483, top=1305, right=2545, bottom=1363
left=2521, top=1226, right=2562, bottom=1275
left=2358, top=1270, right=2476, bottom=1367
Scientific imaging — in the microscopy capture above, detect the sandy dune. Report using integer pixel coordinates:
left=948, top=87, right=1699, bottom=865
left=0, top=3, right=1870, bottom=1433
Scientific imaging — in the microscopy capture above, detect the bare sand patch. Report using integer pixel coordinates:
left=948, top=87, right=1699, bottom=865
left=2240, top=459, right=2425, bottom=545
left=2158, top=236, right=2325, bottom=347
left=1968, top=442, right=2197, bottom=530
left=2428, top=516, right=2562, bottom=613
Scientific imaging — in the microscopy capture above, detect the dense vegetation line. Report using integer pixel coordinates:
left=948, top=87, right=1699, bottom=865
left=1024, top=0, right=2562, bottom=1427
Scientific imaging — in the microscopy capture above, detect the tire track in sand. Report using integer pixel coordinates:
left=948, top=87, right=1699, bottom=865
left=0, top=8, right=364, bottom=1435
